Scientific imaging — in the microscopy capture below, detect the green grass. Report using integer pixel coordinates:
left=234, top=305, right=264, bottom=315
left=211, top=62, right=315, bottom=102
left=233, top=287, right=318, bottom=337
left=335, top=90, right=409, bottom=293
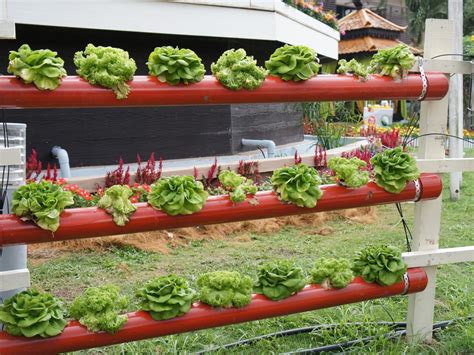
left=28, top=151, right=474, bottom=354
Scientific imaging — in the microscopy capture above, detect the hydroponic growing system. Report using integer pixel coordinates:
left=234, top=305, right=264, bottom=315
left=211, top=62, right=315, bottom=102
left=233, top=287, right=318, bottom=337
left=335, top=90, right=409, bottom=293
left=0, top=19, right=473, bottom=353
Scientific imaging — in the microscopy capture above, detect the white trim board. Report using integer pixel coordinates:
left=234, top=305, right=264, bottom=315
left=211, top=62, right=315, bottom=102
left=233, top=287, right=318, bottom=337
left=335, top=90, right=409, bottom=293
left=417, top=158, right=474, bottom=173
left=403, top=247, right=474, bottom=268
left=0, top=269, right=30, bottom=292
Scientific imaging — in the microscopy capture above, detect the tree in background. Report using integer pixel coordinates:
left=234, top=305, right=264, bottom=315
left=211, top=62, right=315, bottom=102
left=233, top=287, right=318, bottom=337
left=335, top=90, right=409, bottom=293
left=405, top=0, right=473, bottom=46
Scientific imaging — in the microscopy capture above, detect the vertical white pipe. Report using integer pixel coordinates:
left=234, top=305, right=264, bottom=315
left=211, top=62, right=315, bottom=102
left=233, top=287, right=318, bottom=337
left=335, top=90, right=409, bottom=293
left=448, top=0, right=463, bottom=201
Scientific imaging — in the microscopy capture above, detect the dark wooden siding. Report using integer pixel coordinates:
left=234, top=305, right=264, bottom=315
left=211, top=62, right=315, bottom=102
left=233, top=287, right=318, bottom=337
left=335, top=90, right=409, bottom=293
left=0, top=25, right=304, bottom=167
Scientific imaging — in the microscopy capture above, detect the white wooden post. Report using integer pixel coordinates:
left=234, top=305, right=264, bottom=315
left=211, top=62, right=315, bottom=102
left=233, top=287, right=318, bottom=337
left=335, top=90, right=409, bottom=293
left=448, top=0, right=464, bottom=201
left=406, top=19, right=453, bottom=342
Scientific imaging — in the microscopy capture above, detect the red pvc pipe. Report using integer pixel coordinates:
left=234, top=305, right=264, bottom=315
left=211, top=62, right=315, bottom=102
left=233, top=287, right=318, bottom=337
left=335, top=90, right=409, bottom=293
left=0, top=174, right=441, bottom=246
left=0, top=268, right=427, bottom=354
left=0, top=74, right=448, bottom=109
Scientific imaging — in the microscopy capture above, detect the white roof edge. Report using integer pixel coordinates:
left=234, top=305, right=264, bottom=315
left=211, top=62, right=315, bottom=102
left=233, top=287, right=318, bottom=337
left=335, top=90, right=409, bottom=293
left=6, top=0, right=339, bottom=59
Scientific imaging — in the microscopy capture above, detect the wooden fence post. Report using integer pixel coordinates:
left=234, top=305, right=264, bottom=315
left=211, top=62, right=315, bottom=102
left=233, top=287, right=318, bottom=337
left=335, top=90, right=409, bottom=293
left=406, top=19, right=453, bottom=342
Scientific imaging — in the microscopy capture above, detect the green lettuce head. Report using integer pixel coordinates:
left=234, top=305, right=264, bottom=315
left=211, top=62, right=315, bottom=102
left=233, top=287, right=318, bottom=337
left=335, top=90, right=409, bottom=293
left=254, top=260, right=307, bottom=301
left=271, top=163, right=323, bottom=208
left=328, top=157, right=369, bottom=188
left=218, top=170, right=257, bottom=203
left=7, top=44, right=67, bottom=90
left=352, top=245, right=407, bottom=286
left=148, top=176, right=208, bottom=216
left=69, top=285, right=128, bottom=333
left=197, top=271, right=253, bottom=308
left=369, top=44, right=415, bottom=81
left=11, top=180, right=74, bottom=232
left=136, top=275, right=196, bottom=320
left=371, top=147, right=420, bottom=193
left=211, top=48, right=267, bottom=90
left=97, top=185, right=137, bottom=226
left=337, top=58, right=368, bottom=81
left=74, top=44, right=137, bottom=99
left=265, top=44, right=320, bottom=81
left=311, top=257, right=354, bottom=289
left=147, top=46, right=205, bottom=85
left=0, top=289, right=67, bottom=338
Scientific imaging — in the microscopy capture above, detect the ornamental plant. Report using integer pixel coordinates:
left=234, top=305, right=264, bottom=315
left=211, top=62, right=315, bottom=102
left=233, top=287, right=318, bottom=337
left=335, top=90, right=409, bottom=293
left=97, top=185, right=137, bottom=226
left=311, top=258, right=354, bottom=289
left=197, top=271, right=253, bottom=308
left=8, top=44, right=67, bottom=90
left=265, top=44, right=320, bottom=81
left=11, top=180, right=74, bottom=232
left=0, top=289, right=67, bottom=338
left=352, top=245, right=407, bottom=286
left=328, top=157, right=369, bottom=188
left=254, top=260, right=307, bottom=301
left=74, top=44, right=137, bottom=99
left=337, top=58, right=368, bottom=81
left=147, top=46, right=205, bottom=85
left=218, top=170, right=257, bottom=203
left=136, top=275, right=196, bottom=320
left=369, top=44, right=416, bottom=81
left=371, top=147, right=420, bottom=193
left=69, top=285, right=128, bottom=333
left=211, top=49, right=267, bottom=90
left=271, top=163, right=323, bottom=208
left=148, top=176, right=208, bottom=216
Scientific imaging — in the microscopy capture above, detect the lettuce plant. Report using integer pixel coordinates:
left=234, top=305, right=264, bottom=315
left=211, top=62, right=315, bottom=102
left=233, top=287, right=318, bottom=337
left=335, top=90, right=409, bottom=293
left=371, top=147, right=420, bottom=193
left=0, top=289, right=67, bottom=338
left=11, top=180, right=74, bottom=232
left=218, top=170, right=257, bottom=203
left=271, top=163, right=323, bottom=208
left=7, top=44, right=67, bottom=90
left=211, top=49, right=267, bottom=90
left=197, top=271, right=253, bottom=308
left=97, top=185, right=137, bottom=226
left=254, top=260, right=307, bottom=301
left=148, top=176, right=208, bottom=216
left=265, top=45, right=320, bottom=81
left=74, top=44, right=137, bottom=99
left=369, top=44, right=415, bottom=81
left=337, top=58, right=368, bottom=81
left=147, top=46, right=205, bottom=85
left=69, top=285, right=128, bottom=333
left=311, top=258, right=354, bottom=289
left=352, top=245, right=407, bottom=286
left=136, top=275, right=196, bottom=320
left=328, top=157, right=369, bottom=188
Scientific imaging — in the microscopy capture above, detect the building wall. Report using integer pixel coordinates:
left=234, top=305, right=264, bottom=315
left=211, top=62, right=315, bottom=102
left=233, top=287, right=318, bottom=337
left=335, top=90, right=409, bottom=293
left=0, top=25, right=304, bottom=167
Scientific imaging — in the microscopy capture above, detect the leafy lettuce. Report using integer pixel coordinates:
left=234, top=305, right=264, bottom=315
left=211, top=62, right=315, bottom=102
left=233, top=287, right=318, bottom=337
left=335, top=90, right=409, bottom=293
left=74, top=44, right=137, bottom=99
left=69, top=285, right=128, bottom=333
left=7, top=44, right=67, bottom=90
left=328, top=157, right=369, bottom=188
left=337, top=58, right=368, bottom=81
left=369, top=44, right=416, bottom=81
left=254, top=260, right=307, bottom=301
left=11, top=180, right=74, bottom=232
left=265, top=44, right=320, bottom=81
left=136, top=275, right=196, bottom=320
left=218, top=170, right=257, bottom=203
left=311, top=258, right=354, bottom=289
left=371, top=147, right=420, bottom=193
left=148, top=176, right=208, bottom=216
left=352, top=245, right=407, bottom=286
left=211, top=49, right=267, bottom=90
left=197, top=271, right=253, bottom=308
left=0, top=289, right=67, bottom=338
left=271, top=163, right=323, bottom=208
left=97, top=185, right=137, bottom=226
left=147, top=46, right=205, bottom=85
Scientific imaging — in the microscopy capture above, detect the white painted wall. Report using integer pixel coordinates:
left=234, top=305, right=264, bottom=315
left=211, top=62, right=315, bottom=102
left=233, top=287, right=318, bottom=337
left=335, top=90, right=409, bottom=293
left=5, top=0, right=340, bottom=58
